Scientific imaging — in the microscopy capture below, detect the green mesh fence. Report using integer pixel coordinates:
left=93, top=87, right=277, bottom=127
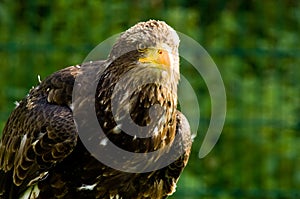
left=1, top=1, right=300, bottom=198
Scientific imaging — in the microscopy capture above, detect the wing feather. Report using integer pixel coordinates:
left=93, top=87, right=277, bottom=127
left=0, top=65, right=81, bottom=197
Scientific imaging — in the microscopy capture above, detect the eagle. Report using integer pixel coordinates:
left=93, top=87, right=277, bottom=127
left=0, top=20, right=192, bottom=199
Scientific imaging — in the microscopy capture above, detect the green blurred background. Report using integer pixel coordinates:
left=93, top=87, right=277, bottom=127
left=1, top=1, right=300, bottom=198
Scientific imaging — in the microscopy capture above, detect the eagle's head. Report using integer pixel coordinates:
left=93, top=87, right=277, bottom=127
left=108, top=20, right=180, bottom=85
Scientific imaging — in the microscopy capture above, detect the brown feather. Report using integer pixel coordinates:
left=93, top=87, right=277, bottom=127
left=0, top=20, right=191, bottom=199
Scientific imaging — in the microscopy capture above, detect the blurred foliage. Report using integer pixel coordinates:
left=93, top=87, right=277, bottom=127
left=0, top=0, right=300, bottom=198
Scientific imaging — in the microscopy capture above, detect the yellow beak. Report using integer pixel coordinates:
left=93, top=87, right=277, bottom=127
left=139, top=48, right=171, bottom=68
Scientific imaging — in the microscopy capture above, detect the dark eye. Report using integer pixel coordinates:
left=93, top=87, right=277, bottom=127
left=137, top=43, right=147, bottom=52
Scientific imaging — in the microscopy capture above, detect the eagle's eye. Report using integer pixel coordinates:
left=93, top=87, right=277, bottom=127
left=137, top=43, right=147, bottom=52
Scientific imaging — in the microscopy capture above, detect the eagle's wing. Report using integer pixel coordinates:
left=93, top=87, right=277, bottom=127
left=153, top=110, right=192, bottom=198
left=123, top=110, right=192, bottom=199
left=166, top=111, right=192, bottom=192
left=0, top=65, right=82, bottom=198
